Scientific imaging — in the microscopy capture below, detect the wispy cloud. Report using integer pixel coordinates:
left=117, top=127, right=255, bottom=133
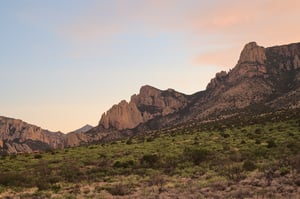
left=32, top=0, right=300, bottom=66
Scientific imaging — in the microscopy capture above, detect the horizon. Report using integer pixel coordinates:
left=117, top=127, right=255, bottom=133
left=1, top=0, right=300, bottom=132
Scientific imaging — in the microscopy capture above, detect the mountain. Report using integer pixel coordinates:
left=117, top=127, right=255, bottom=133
left=93, top=41, right=300, bottom=134
left=0, top=116, right=65, bottom=154
left=1, top=41, right=300, bottom=153
left=70, top=124, right=93, bottom=134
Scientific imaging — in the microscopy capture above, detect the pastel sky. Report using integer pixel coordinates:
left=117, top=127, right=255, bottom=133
left=1, top=0, right=299, bottom=132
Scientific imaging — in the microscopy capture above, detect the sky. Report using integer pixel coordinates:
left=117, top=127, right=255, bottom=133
left=1, top=0, right=299, bottom=133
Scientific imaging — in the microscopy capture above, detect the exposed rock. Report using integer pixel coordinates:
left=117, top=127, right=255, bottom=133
left=294, top=55, right=300, bottom=69
left=207, top=71, right=228, bottom=90
left=238, top=42, right=266, bottom=64
left=0, top=116, right=65, bottom=154
left=99, top=85, right=188, bottom=130
left=100, top=100, right=143, bottom=130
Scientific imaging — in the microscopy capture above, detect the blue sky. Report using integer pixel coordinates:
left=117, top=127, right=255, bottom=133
left=1, top=0, right=299, bottom=132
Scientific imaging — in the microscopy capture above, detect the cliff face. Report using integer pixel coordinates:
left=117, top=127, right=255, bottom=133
left=99, top=85, right=188, bottom=130
left=204, top=42, right=300, bottom=110
left=0, top=117, right=65, bottom=154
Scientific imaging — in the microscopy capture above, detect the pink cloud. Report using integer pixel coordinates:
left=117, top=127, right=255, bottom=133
left=192, top=46, right=242, bottom=68
left=50, top=0, right=300, bottom=66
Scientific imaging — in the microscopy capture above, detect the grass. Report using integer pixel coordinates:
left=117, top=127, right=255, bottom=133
left=0, top=110, right=300, bottom=198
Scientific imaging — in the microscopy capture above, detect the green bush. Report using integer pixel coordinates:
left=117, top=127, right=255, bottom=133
left=225, top=164, right=245, bottom=182
left=140, top=154, right=159, bottom=168
left=243, top=160, right=256, bottom=171
left=267, top=140, right=277, bottom=148
left=113, top=160, right=134, bottom=168
left=60, top=161, right=85, bottom=182
left=183, top=147, right=209, bottom=165
left=34, top=154, right=43, bottom=159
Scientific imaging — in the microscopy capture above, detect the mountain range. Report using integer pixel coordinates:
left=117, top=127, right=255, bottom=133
left=1, top=41, right=300, bottom=154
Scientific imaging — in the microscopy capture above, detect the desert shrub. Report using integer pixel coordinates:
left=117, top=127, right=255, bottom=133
left=60, top=161, right=84, bottom=182
left=37, top=178, right=51, bottom=190
left=148, top=174, right=166, bottom=193
left=251, top=146, right=268, bottom=159
left=241, top=129, right=247, bottom=134
left=146, top=137, right=154, bottom=142
left=288, top=132, right=294, bottom=136
left=267, top=140, right=277, bottom=148
left=229, top=151, right=242, bottom=162
left=140, top=154, right=159, bottom=168
left=34, top=154, right=43, bottom=159
left=243, top=160, right=256, bottom=171
left=113, top=160, right=134, bottom=168
left=220, top=132, right=230, bottom=138
left=183, top=147, right=209, bottom=165
left=0, top=171, right=34, bottom=187
left=126, top=138, right=133, bottom=145
left=254, top=128, right=263, bottom=134
left=105, top=183, right=133, bottom=196
left=111, top=141, right=117, bottom=145
left=225, top=164, right=245, bottom=182
left=222, top=143, right=230, bottom=151
left=286, top=141, right=300, bottom=153
left=0, top=186, right=5, bottom=193
left=51, top=184, right=61, bottom=193
left=9, top=154, right=17, bottom=160
left=0, top=155, right=7, bottom=160
left=279, top=166, right=290, bottom=176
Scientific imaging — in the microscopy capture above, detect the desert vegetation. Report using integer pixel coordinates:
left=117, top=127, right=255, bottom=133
left=0, top=110, right=300, bottom=198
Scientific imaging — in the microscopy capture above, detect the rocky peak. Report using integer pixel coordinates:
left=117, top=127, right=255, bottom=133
left=99, top=100, right=143, bottom=130
left=139, top=85, right=160, bottom=95
left=207, top=71, right=228, bottom=90
left=238, top=42, right=266, bottom=65
left=99, top=85, right=188, bottom=130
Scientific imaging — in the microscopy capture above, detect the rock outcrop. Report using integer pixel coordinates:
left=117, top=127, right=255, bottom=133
left=99, top=85, right=188, bottom=130
left=0, top=116, right=65, bottom=154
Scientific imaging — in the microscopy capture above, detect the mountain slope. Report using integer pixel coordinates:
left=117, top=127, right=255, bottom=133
left=93, top=41, right=300, bottom=135
left=0, top=116, right=65, bottom=154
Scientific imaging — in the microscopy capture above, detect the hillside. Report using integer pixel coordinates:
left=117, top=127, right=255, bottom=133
left=88, top=41, right=300, bottom=142
left=0, top=109, right=299, bottom=198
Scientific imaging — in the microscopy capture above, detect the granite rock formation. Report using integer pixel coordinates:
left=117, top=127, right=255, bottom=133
left=99, top=85, right=188, bottom=130
left=0, top=116, right=65, bottom=154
